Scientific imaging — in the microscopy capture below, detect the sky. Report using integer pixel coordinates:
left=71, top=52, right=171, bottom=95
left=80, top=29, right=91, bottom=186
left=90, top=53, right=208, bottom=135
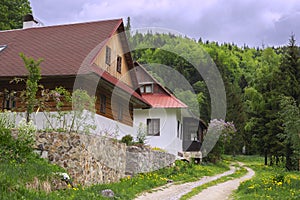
left=29, top=0, right=300, bottom=47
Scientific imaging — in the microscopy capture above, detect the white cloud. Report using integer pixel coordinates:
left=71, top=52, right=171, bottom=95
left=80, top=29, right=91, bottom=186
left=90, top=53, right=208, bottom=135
left=29, top=0, right=300, bottom=46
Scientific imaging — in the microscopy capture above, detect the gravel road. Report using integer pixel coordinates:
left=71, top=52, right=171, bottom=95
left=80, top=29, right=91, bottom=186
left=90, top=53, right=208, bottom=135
left=134, top=166, right=236, bottom=200
left=134, top=162, right=255, bottom=200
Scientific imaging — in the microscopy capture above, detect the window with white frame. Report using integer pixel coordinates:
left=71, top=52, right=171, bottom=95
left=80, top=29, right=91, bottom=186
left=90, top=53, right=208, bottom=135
left=140, top=84, right=153, bottom=94
left=147, top=118, right=160, bottom=136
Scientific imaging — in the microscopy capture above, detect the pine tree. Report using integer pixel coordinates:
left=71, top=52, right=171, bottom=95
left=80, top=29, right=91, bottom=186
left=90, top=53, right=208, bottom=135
left=125, top=17, right=131, bottom=31
left=277, top=34, right=300, bottom=170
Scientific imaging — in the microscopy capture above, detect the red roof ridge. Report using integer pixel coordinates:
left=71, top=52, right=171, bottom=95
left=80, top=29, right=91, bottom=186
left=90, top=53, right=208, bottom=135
left=134, top=61, right=188, bottom=108
left=0, top=18, right=123, bottom=33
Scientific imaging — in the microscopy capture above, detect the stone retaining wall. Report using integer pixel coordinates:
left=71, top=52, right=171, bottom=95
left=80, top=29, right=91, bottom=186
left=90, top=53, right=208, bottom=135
left=35, top=132, right=126, bottom=186
left=126, top=146, right=176, bottom=175
left=13, top=132, right=178, bottom=186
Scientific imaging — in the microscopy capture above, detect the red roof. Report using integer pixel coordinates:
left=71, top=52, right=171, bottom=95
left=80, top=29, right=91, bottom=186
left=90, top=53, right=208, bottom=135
left=134, top=62, right=187, bottom=108
left=0, top=19, right=149, bottom=106
left=142, top=93, right=187, bottom=108
left=0, top=19, right=122, bottom=77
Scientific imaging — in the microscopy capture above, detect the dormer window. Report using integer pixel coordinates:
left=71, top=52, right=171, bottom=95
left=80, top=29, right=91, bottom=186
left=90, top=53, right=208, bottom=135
left=140, top=84, right=153, bottom=94
left=105, top=46, right=111, bottom=65
left=0, top=45, right=7, bottom=53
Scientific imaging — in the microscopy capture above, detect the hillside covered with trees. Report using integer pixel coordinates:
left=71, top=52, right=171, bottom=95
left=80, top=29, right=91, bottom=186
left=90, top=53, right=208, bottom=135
left=127, top=22, right=300, bottom=170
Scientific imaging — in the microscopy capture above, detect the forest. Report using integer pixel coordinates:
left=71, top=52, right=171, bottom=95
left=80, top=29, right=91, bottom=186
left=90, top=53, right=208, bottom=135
left=126, top=20, right=300, bottom=170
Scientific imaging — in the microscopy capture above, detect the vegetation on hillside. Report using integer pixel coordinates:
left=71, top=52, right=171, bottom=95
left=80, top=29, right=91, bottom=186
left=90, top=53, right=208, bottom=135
left=127, top=19, right=300, bottom=169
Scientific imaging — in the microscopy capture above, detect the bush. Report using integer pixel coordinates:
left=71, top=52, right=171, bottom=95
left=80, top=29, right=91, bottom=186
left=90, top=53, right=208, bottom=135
left=121, top=134, right=133, bottom=145
left=0, top=119, right=36, bottom=162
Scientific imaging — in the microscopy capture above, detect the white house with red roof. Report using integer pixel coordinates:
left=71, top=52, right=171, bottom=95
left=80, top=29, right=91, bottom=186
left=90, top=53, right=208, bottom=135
left=133, top=62, right=207, bottom=157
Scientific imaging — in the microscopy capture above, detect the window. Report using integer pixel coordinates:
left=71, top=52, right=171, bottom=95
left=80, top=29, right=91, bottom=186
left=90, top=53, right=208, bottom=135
left=145, top=85, right=152, bottom=93
left=140, top=84, right=153, bottom=94
left=116, top=56, right=122, bottom=73
left=0, top=45, right=7, bottom=53
left=105, top=46, right=111, bottom=65
left=147, top=119, right=160, bottom=136
left=118, top=103, right=123, bottom=121
left=2, top=90, right=16, bottom=110
left=140, top=86, right=145, bottom=93
left=177, top=121, right=180, bottom=138
left=100, top=94, right=106, bottom=114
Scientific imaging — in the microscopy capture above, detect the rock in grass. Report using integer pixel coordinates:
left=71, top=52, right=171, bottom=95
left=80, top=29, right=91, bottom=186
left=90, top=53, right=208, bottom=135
left=101, top=189, right=115, bottom=198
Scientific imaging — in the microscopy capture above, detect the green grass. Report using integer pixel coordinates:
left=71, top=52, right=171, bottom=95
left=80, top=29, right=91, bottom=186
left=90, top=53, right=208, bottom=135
left=0, top=158, right=230, bottom=200
left=180, top=165, right=248, bottom=200
left=1, top=126, right=231, bottom=199
left=0, top=154, right=66, bottom=200
left=229, top=155, right=300, bottom=200
left=45, top=160, right=229, bottom=200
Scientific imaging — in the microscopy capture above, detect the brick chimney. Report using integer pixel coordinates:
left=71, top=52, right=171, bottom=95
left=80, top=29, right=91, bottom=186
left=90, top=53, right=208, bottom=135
left=23, top=14, right=39, bottom=29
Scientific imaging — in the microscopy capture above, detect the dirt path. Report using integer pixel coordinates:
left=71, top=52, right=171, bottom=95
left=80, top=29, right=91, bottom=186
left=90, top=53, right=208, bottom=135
left=190, top=163, right=255, bottom=200
left=134, top=166, right=236, bottom=200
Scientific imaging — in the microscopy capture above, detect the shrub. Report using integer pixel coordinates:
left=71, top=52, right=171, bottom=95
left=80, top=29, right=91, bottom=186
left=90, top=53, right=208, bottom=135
left=0, top=111, right=16, bottom=129
left=136, top=123, right=146, bottom=144
left=0, top=128, right=33, bottom=162
left=121, top=134, right=133, bottom=145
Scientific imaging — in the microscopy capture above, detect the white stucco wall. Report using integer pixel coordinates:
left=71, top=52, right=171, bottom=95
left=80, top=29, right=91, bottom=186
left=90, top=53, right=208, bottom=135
left=133, top=108, right=183, bottom=156
left=6, top=111, right=133, bottom=138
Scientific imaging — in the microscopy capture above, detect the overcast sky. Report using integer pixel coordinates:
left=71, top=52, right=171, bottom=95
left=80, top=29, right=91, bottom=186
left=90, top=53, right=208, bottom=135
left=29, top=0, right=300, bottom=47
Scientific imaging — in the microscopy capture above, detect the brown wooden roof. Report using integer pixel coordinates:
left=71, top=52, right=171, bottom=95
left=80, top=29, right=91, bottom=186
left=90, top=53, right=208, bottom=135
left=0, top=19, right=123, bottom=77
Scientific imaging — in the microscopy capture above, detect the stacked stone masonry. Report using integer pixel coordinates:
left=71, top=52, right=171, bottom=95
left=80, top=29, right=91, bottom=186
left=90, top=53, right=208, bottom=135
left=32, top=132, right=176, bottom=186
left=126, top=146, right=176, bottom=175
left=35, top=132, right=126, bottom=186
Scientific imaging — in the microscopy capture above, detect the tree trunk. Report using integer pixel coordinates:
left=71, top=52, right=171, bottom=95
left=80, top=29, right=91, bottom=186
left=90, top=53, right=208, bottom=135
left=276, top=155, right=279, bottom=165
left=264, top=148, right=268, bottom=165
left=286, top=142, right=292, bottom=171
left=270, top=155, right=274, bottom=166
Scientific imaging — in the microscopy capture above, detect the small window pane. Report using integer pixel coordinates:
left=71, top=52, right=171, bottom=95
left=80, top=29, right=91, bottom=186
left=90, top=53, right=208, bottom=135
left=145, top=85, right=152, bottom=93
left=117, top=56, right=122, bottom=73
left=140, top=86, right=145, bottom=93
left=105, top=46, right=111, bottom=65
left=0, top=45, right=7, bottom=53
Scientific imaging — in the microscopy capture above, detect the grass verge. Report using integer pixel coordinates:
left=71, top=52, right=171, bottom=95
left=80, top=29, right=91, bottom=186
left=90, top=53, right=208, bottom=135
left=229, top=155, right=300, bottom=200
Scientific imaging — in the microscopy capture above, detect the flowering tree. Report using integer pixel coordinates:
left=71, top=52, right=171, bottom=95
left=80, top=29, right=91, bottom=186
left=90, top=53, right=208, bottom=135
left=204, top=119, right=237, bottom=162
